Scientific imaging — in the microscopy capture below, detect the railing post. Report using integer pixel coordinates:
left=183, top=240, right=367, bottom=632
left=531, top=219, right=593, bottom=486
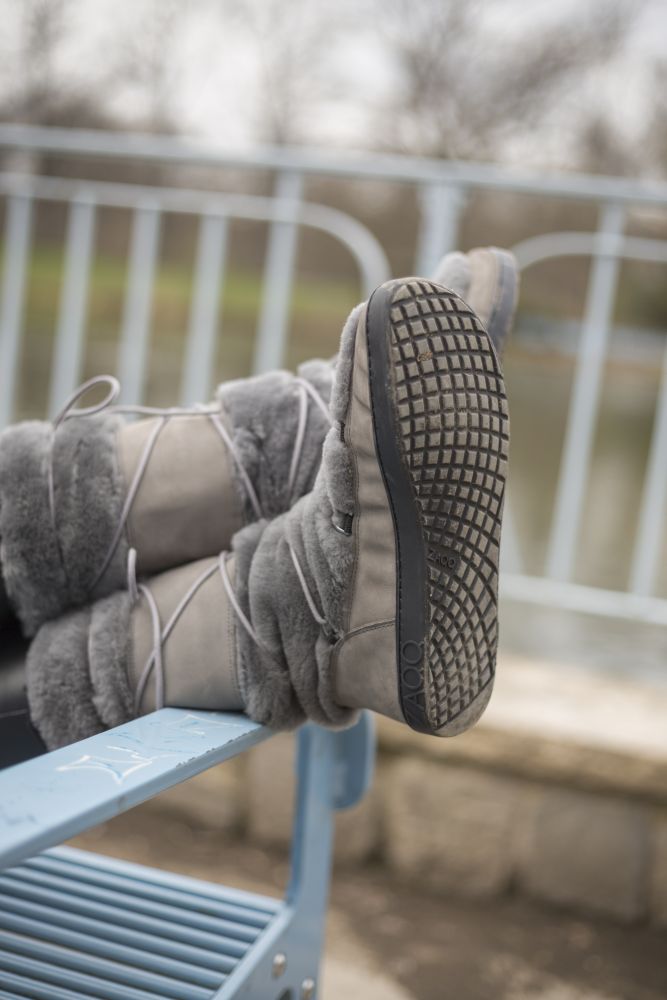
left=0, top=193, right=32, bottom=427
left=545, top=201, right=625, bottom=582
left=630, top=342, right=667, bottom=596
left=415, top=181, right=466, bottom=275
left=48, top=191, right=96, bottom=415
left=253, top=170, right=303, bottom=375
left=117, top=201, right=161, bottom=404
left=180, top=211, right=228, bottom=405
left=499, top=494, right=523, bottom=575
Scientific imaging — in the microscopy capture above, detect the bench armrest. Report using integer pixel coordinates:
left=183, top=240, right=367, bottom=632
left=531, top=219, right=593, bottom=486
left=0, top=708, right=272, bottom=870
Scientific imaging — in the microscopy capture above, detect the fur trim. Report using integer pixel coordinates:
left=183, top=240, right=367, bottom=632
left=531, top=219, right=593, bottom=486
left=232, top=519, right=307, bottom=730
left=433, top=251, right=471, bottom=299
left=329, top=304, right=363, bottom=424
left=217, top=363, right=333, bottom=525
left=0, top=421, right=69, bottom=635
left=26, top=606, right=105, bottom=749
left=0, top=414, right=126, bottom=636
left=54, top=414, right=128, bottom=606
left=88, top=591, right=134, bottom=730
left=230, top=309, right=360, bottom=731
left=26, top=590, right=134, bottom=750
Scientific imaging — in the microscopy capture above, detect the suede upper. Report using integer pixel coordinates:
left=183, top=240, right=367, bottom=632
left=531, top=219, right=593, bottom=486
left=18, top=250, right=516, bottom=750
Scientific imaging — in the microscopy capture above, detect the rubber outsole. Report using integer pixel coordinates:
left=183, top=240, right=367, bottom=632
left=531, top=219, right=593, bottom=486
left=366, top=279, right=509, bottom=735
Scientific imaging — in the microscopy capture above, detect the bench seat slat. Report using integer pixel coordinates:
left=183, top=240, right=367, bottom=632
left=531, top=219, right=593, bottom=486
left=0, top=911, right=225, bottom=987
left=0, top=891, right=239, bottom=971
left=0, top=933, right=214, bottom=1000
left=0, top=873, right=252, bottom=957
left=25, top=853, right=274, bottom=924
left=0, top=971, right=97, bottom=1000
left=0, top=848, right=285, bottom=1000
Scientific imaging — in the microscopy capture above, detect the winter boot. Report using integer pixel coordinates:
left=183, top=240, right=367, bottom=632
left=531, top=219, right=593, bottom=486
left=0, top=362, right=332, bottom=636
left=25, top=276, right=508, bottom=749
left=231, top=276, right=510, bottom=735
left=0, top=248, right=515, bottom=641
left=434, top=246, right=518, bottom=357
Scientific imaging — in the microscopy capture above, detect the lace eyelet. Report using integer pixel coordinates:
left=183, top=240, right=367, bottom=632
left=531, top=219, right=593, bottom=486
left=332, top=511, right=353, bottom=536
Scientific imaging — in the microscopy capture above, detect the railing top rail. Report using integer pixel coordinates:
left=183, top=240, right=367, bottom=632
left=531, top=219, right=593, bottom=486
left=512, top=231, right=667, bottom=269
left=0, top=170, right=390, bottom=299
left=1, top=123, right=667, bottom=207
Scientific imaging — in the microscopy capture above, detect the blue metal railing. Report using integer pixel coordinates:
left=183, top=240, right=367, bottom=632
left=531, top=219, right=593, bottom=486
left=1, top=123, right=666, bottom=631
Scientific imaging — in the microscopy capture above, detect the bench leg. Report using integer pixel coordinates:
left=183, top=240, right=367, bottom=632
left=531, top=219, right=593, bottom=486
left=215, top=715, right=375, bottom=999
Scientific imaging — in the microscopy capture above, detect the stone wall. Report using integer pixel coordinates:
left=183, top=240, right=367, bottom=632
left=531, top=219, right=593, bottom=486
left=152, top=728, right=667, bottom=928
left=151, top=655, right=667, bottom=928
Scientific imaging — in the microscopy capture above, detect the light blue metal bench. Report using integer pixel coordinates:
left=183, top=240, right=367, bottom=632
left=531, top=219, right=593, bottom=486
left=0, top=709, right=375, bottom=999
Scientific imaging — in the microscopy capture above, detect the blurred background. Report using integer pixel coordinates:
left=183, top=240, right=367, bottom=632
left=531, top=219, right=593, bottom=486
left=1, top=1, right=667, bottom=997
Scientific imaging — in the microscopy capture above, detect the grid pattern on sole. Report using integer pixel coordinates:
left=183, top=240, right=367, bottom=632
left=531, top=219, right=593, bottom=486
left=0, top=847, right=279, bottom=1000
left=390, top=279, right=509, bottom=731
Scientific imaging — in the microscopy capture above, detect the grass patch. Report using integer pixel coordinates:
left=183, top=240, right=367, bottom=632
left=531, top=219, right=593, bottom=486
left=8, top=242, right=359, bottom=416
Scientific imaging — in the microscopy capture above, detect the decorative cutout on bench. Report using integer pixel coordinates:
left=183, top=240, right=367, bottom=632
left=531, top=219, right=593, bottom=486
left=167, top=712, right=250, bottom=736
left=55, top=745, right=177, bottom=785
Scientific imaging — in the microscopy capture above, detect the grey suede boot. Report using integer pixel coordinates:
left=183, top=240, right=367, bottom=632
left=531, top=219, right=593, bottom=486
left=0, top=362, right=332, bottom=636
left=434, top=246, right=518, bottom=358
left=231, top=276, right=510, bottom=736
left=25, top=555, right=245, bottom=748
left=26, top=277, right=508, bottom=748
left=0, top=247, right=515, bottom=642
left=0, top=248, right=517, bottom=635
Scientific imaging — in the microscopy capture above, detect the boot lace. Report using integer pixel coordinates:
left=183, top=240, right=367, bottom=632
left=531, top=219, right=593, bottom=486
left=131, top=542, right=336, bottom=714
left=47, top=374, right=332, bottom=714
left=47, top=373, right=332, bottom=596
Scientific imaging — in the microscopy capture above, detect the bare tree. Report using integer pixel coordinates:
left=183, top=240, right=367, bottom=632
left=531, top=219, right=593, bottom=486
left=375, top=0, right=640, bottom=162
left=646, top=58, right=667, bottom=178
left=110, top=0, right=185, bottom=132
left=220, top=0, right=345, bottom=145
left=0, top=0, right=130, bottom=130
left=0, top=0, right=71, bottom=121
left=578, top=112, right=642, bottom=177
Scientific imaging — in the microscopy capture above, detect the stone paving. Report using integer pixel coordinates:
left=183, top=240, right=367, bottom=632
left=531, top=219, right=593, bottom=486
left=72, top=806, right=667, bottom=1000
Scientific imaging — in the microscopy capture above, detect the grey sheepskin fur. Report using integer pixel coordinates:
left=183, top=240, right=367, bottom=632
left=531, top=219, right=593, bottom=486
left=217, top=360, right=334, bottom=523
left=21, top=308, right=359, bottom=745
left=433, top=251, right=471, bottom=300
left=54, top=413, right=129, bottom=609
left=87, top=591, right=135, bottom=730
left=18, top=259, right=515, bottom=745
left=0, top=414, right=126, bottom=636
left=0, top=421, right=69, bottom=635
left=230, top=305, right=362, bottom=730
left=26, top=591, right=134, bottom=750
left=27, top=606, right=103, bottom=749
left=0, top=561, right=13, bottom=628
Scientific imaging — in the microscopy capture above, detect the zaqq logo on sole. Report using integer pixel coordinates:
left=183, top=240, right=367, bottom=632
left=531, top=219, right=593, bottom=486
left=400, top=639, right=428, bottom=726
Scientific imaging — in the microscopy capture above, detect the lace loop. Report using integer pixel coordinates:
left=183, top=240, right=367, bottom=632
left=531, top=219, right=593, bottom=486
left=51, top=375, right=121, bottom=430
left=46, top=373, right=332, bottom=602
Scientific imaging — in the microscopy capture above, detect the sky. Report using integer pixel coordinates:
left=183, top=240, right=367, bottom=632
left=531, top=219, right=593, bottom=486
left=1, top=0, right=665, bottom=168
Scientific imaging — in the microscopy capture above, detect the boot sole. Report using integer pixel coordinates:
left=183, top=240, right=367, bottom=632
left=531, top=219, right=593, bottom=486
left=366, top=278, right=509, bottom=735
